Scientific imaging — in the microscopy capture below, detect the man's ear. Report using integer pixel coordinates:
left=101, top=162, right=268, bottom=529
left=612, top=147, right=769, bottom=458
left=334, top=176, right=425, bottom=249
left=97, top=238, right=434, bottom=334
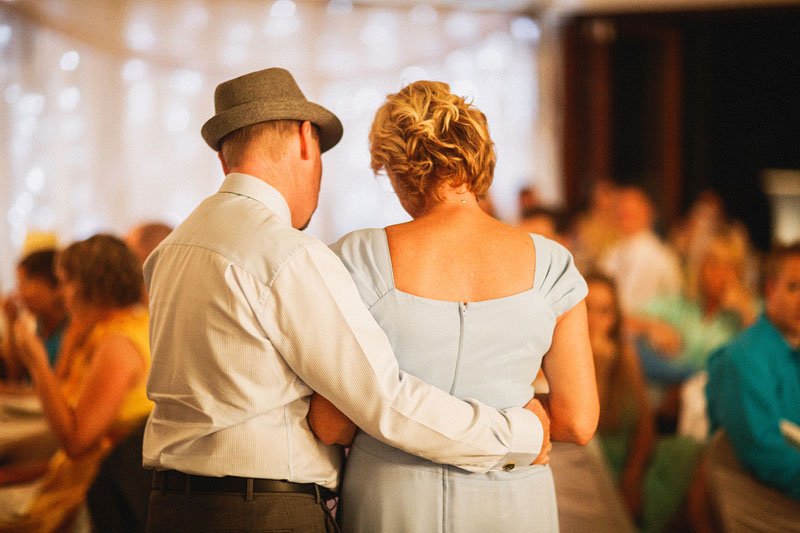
left=218, top=151, right=230, bottom=174
left=298, top=121, right=316, bottom=160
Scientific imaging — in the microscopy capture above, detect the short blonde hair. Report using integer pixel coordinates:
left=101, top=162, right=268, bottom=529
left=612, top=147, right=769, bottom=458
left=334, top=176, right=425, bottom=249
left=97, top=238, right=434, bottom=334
left=687, top=227, right=750, bottom=299
left=369, top=81, right=495, bottom=213
left=220, top=120, right=318, bottom=165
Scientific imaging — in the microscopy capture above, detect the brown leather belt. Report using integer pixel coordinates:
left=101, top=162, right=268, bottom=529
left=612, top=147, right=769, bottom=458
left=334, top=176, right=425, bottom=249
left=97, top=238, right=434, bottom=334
left=152, top=470, right=335, bottom=500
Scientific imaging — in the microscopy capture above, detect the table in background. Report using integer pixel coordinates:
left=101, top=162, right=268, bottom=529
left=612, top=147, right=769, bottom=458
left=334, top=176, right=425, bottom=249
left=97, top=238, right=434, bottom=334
left=0, top=392, right=58, bottom=465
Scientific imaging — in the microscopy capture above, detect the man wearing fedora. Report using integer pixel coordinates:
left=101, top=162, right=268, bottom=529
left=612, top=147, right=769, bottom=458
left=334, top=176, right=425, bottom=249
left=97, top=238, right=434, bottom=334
left=141, top=68, right=548, bottom=532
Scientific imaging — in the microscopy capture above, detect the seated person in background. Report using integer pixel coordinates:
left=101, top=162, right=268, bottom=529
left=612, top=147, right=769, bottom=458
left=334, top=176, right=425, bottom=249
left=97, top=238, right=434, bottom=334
left=124, top=221, right=173, bottom=305
left=87, top=224, right=164, bottom=532
left=583, top=273, right=704, bottom=533
left=669, top=189, right=757, bottom=293
left=1, top=249, right=68, bottom=382
left=628, top=229, right=758, bottom=433
left=570, top=177, right=619, bottom=273
left=599, top=185, right=682, bottom=315
left=123, top=221, right=173, bottom=266
left=517, top=206, right=572, bottom=249
left=517, top=184, right=541, bottom=214
left=0, top=234, right=152, bottom=532
left=706, top=240, right=800, bottom=500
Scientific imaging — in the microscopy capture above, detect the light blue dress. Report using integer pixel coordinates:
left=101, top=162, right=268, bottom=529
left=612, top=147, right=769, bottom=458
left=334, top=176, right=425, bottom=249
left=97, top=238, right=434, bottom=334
left=330, top=229, right=588, bottom=533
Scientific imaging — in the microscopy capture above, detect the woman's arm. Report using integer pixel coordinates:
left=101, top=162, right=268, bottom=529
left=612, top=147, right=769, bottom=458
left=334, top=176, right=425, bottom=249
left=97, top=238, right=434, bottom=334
left=625, top=315, right=683, bottom=358
left=308, top=392, right=357, bottom=446
left=0, top=461, right=49, bottom=485
left=541, top=300, right=599, bottom=445
left=15, top=319, right=145, bottom=458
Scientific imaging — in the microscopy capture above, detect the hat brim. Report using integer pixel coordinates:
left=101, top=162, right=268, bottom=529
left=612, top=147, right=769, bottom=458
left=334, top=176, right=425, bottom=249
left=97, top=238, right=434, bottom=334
left=201, top=98, right=343, bottom=153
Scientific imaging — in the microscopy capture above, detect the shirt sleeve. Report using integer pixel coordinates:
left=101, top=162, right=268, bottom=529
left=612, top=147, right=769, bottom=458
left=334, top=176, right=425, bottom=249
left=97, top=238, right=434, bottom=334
left=640, top=294, right=674, bottom=319
left=260, top=243, right=542, bottom=473
left=534, top=236, right=589, bottom=317
left=706, top=343, right=800, bottom=498
left=329, top=229, right=389, bottom=308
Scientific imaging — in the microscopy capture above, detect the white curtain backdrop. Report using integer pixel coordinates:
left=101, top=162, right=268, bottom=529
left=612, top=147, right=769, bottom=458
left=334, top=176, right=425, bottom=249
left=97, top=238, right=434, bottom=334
left=0, top=1, right=555, bottom=291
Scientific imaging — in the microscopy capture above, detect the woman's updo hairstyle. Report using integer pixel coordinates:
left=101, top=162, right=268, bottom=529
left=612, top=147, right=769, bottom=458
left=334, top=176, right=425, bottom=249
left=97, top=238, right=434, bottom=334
left=369, top=81, right=496, bottom=214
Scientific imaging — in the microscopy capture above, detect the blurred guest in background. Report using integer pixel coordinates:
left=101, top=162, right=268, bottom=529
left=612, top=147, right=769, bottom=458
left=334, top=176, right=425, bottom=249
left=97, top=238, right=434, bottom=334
left=669, top=190, right=726, bottom=281
left=124, top=221, right=173, bottom=305
left=600, top=185, right=682, bottom=314
left=1, top=249, right=67, bottom=381
left=570, top=178, right=619, bottom=273
left=628, top=230, right=757, bottom=380
left=629, top=229, right=758, bottom=436
left=583, top=273, right=703, bottom=533
left=124, top=222, right=173, bottom=267
left=706, top=241, right=800, bottom=501
left=518, top=206, right=572, bottom=248
left=669, top=189, right=757, bottom=291
left=0, top=234, right=151, bottom=532
left=517, top=184, right=541, bottom=214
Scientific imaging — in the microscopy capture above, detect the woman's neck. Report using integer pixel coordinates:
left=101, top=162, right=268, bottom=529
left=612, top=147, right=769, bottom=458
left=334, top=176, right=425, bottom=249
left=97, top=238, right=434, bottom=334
left=415, top=186, right=486, bottom=223
left=38, top=306, right=68, bottom=337
left=70, top=305, right=116, bottom=332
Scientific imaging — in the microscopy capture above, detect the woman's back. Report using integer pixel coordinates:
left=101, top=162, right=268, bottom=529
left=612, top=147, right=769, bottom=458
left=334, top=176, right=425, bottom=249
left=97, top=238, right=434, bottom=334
left=385, top=212, right=536, bottom=303
left=333, top=225, right=585, bottom=409
left=332, top=226, right=587, bottom=533
left=332, top=79, right=595, bottom=533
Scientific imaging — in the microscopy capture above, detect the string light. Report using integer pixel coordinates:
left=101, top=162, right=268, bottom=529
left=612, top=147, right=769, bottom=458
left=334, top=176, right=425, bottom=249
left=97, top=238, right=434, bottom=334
left=0, top=2, right=540, bottom=292
left=0, top=24, right=12, bottom=47
left=59, top=50, right=80, bottom=71
left=270, top=0, right=296, bottom=18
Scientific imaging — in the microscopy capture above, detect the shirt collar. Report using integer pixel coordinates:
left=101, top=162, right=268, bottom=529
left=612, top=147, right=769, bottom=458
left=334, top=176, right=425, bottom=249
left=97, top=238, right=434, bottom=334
left=758, top=313, right=800, bottom=355
left=219, top=173, right=292, bottom=226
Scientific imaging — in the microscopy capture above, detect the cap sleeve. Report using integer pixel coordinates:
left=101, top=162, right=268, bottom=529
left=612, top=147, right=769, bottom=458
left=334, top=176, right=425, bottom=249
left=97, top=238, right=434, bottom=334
left=329, top=228, right=391, bottom=308
left=532, top=234, right=588, bottom=317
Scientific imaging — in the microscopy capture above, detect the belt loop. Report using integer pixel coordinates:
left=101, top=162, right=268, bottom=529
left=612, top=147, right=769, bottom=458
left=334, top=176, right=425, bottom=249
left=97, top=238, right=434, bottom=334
left=246, top=478, right=254, bottom=501
left=314, top=484, right=321, bottom=504
left=184, top=473, right=191, bottom=496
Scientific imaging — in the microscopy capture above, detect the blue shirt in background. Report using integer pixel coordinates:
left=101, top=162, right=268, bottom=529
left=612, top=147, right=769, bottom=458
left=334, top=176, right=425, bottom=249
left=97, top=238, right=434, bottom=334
left=40, top=318, right=67, bottom=368
left=706, top=314, right=800, bottom=499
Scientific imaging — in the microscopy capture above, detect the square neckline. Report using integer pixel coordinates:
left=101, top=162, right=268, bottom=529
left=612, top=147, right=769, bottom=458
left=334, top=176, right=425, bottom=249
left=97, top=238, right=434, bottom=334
left=379, top=228, right=543, bottom=305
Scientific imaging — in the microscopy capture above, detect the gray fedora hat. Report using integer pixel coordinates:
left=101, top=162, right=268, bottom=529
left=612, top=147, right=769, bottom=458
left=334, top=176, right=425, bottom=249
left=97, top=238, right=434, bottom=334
left=201, top=67, right=343, bottom=153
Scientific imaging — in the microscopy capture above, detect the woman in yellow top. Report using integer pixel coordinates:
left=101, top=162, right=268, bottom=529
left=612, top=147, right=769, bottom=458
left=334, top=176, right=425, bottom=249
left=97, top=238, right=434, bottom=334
left=0, top=234, right=151, bottom=532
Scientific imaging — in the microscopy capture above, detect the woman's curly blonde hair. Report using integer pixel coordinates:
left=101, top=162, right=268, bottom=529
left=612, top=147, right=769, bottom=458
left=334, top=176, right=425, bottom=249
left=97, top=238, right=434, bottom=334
left=369, top=81, right=496, bottom=214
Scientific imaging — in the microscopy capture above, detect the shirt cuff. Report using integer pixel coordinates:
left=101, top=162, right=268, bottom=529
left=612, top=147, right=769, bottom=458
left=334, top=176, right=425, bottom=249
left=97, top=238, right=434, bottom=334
left=490, top=407, right=542, bottom=471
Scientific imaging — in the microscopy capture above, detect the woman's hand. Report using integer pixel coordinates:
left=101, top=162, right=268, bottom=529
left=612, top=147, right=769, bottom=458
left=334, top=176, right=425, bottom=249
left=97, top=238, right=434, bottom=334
left=646, top=320, right=683, bottom=357
left=12, top=310, right=49, bottom=373
left=2, top=294, right=21, bottom=324
left=308, top=393, right=357, bottom=446
left=525, top=397, right=551, bottom=465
